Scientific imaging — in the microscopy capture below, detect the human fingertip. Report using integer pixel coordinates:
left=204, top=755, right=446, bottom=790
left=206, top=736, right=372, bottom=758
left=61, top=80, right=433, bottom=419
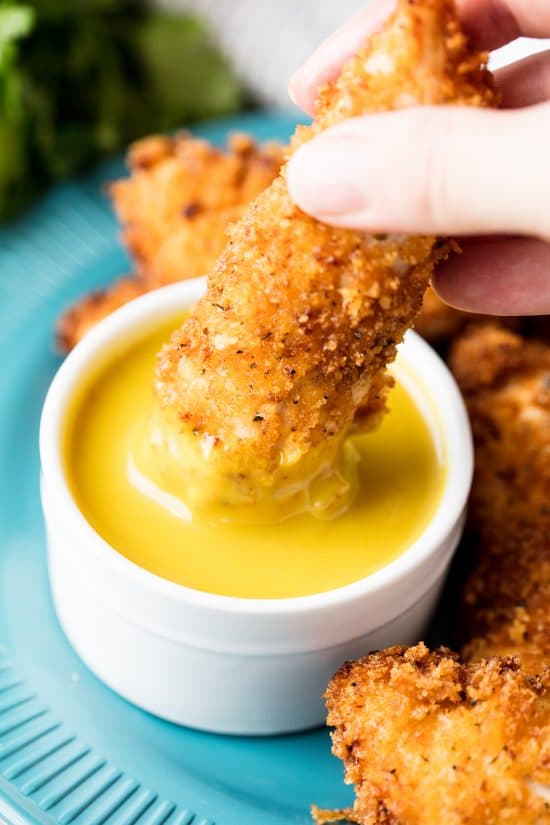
left=288, top=69, right=316, bottom=115
left=288, top=72, right=299, bottom=106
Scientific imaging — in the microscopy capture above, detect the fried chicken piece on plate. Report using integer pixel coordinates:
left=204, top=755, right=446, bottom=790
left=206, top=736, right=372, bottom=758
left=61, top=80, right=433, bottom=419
left=57, top=276, right=148, bottom=352
left=155, top=0, right=496, bottom=511
left=315, top=644, right=550, bottom=825
left=111, top=132, right=285, bottom=285
left=56, top=133, right=284, bottom=352
left=449, top=324, right=550, bottom=531
left=314, top=327, right=550, bottom=823
left=449, top=324, right=550, bottom=674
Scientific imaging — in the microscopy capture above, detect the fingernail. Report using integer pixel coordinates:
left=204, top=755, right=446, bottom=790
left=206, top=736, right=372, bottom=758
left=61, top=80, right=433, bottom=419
left=287, top=136, right=368, bottom=218
left=288, top=73, right=298, bottom=105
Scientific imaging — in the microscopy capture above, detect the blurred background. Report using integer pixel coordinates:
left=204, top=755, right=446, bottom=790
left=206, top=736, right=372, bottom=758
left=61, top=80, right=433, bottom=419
left=1, top=0, right=549, bottom=223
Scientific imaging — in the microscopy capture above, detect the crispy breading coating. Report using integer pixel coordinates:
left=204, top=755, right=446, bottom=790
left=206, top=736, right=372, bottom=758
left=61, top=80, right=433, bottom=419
left=449, top=324, right=550, bottom=674
left=56, top=133, right=284, bottom=351
left=317, top=644, right=550, bottom=825
left=155, top=0, right=496, bottom=488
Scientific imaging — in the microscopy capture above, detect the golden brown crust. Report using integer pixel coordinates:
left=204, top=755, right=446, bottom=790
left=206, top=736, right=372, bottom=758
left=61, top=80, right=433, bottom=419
left=324, top=643, right=550, bottom=825
left=449, top=324, right=550, bottom=674
left=156, top=0, right=496, bottom=483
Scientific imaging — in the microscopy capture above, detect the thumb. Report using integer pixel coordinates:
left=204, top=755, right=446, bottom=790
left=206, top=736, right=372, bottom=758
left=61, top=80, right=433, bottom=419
left=287, top=103, right=550, bottom=241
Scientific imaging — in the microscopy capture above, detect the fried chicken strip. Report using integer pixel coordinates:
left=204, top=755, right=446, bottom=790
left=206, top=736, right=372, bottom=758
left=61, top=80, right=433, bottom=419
left=57, top=133, right=284, bottom=351
left=318, top=644, right=550, bottom=825
left=449, top=324, right=550, bottom=675
left=315, top=327, right=550, bottom=823
left=154, top=0, right=496, bottom=510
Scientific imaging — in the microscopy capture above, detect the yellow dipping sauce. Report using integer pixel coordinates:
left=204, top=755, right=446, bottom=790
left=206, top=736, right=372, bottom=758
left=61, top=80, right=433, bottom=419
left=65, top=322, right=446, bottom=599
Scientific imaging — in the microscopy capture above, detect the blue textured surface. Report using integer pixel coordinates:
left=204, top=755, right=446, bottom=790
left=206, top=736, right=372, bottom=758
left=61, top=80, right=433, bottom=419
left=0, top=112, right=355, bottom=825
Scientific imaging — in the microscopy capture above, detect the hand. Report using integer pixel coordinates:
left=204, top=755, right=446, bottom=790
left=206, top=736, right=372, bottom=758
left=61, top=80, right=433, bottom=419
left=287, top=0, right=550, bottom=316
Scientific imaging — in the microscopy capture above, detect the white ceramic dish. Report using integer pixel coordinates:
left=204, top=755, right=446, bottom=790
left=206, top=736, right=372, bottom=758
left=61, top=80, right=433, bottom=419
left=40, top=278, right=473, bottom=735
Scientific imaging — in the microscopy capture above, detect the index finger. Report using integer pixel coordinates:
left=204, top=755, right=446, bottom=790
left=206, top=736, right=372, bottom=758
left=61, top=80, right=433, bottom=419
left=289, top=0, right=550, bottom=115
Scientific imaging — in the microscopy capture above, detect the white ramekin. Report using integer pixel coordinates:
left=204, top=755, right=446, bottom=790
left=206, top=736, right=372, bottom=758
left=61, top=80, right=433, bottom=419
left=40, top=278, right=473, bottom=735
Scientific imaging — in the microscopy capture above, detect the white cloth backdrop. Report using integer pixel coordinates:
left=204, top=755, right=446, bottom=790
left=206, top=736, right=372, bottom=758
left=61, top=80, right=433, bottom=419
left=159, top=0, right=550, bottom=107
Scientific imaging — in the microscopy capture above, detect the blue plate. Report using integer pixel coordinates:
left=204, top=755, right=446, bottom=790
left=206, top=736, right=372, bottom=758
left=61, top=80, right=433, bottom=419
left=0, top=109, right=458, bottom=825
left=0, top=111, right=360, bottom=825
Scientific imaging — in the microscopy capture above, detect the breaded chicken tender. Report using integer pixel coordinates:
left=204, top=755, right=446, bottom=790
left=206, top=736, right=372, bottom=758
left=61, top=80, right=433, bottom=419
left=449, top=324, right=550, bottom=675
left=57, top=133, right=284, bottom=351
left=316, top=644, right=550, bottom=825
left=155, top=0, right=496, bottom=505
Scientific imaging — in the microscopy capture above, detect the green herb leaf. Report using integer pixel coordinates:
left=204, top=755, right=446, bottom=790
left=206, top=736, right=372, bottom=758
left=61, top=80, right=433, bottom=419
left=0, top=1, right=244, bottom=222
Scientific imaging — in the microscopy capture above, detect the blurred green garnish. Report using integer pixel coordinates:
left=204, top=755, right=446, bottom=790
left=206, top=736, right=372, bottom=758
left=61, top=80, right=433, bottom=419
left=0, top=0, right=244, bottom=221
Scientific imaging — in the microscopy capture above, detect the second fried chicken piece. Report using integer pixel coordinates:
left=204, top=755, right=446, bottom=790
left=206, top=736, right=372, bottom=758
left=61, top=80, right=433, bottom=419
left=318, top=644, right=550, bottom=825
left=57, top=133, right=284, bottom=352
left=111, top=132, right=285, bottom=286
left=314, top=331, right=550, bottom=823
left=449, top=324, right=550, bottom=674
left=155, top=0, right=496, bottom=501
